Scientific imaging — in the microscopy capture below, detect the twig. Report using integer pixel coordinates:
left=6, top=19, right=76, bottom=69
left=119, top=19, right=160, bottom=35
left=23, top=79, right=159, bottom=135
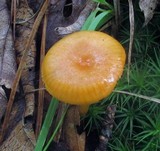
left=35, top=12, right=48, bottom=139
left=0, top=0, right=50, bottom=143
left=113, top=0, right=120, bottom=35
left=127, top=0, right=134, bottom=83
left=11, top=0, right=17, bottom=40
left=113, top=90, right=160, bottom=104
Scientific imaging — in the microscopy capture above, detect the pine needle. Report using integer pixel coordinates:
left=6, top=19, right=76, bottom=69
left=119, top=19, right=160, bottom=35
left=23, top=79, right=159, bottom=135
left=114, top=90, right=160, bottom=104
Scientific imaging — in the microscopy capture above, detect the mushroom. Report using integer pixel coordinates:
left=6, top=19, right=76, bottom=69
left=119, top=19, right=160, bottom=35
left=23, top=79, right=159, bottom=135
left=42, top=31, right=126, bottom=114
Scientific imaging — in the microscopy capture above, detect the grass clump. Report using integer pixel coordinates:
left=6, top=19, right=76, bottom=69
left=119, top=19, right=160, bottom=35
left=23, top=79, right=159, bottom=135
left=107, top=50, right=160, bottom=151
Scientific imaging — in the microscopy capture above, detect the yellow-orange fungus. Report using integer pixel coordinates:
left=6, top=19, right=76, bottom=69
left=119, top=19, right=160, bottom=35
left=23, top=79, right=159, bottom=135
left=42, top=31, right=126, bottom=108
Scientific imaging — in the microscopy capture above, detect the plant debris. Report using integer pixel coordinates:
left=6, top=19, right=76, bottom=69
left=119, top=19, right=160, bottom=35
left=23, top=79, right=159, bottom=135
left=96, top=105, right=116, bottom=151
left=62, top=106, right=86, bottom=151
left=139, top=0, right=158, bottom=26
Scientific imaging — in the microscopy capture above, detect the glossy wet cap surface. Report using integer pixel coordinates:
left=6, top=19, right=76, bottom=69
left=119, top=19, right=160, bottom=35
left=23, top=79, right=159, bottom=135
left=42, top=31, right=126, bottom=105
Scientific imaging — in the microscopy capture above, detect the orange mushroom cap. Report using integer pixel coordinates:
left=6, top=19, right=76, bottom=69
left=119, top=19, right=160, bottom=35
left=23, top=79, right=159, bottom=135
left=42, top=31, right=126, bottom=112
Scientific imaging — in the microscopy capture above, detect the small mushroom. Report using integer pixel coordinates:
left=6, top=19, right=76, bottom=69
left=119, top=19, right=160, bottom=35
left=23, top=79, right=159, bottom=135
left=42, top=31, right=126, bottom=114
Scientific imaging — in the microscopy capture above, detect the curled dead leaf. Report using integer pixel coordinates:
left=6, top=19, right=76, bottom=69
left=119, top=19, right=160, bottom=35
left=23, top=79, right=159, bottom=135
left=139, top=0, right=157, bottom=26
left=15, top=0, right=36, bottom=118
left=0, top=0, right=16, bottom=131
left=62, top=106, right=86, bottom=151
left=0, top=0, right=16, bottom=89
left=0, top=121, right=34, bottom=151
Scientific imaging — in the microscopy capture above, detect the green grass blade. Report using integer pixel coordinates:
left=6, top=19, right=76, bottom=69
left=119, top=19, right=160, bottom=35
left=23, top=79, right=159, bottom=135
left=88, top=10, right=113, bottom=30
left=43, top=105, right=68, bottom=151
left=81, top=9, right=99, bottom=30
left=34, top=98, right=59, bottom=151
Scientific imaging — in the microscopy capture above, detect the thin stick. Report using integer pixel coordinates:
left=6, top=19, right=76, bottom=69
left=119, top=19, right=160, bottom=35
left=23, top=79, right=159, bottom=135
left=113, top=90, right=160, bottom=104
left=35, top=12, right=47, bottom=139
left=127, top=0, right=134, bottom=83
left=11, top=0, right=17, bottom=40
left=0, top=0, right=50, bottom=143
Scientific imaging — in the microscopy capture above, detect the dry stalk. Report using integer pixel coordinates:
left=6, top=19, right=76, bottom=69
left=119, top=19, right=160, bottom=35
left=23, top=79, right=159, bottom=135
left=35, top=12, right=48, bottom=139
left=127, top=0, right=134, bottom=83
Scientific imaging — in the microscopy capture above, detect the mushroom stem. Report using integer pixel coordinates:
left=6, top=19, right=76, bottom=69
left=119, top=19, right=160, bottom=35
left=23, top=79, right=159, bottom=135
left=79, top=104, right=90, bottom=115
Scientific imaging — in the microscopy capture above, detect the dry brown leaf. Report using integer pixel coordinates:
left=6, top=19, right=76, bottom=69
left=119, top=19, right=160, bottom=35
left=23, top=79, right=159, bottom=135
left=0, top=0, right=50, bottom=144
left=0, top=87, right=7, bottom=121
left=46, top=0, right=88, bottom=49
left=0, top=92, right=34, bottom=150
left=139, top=0, right=157, bottom=26
left=0, top=90, right=33, bottom=150
left=62, top=106, right=85, bottom=151
left=0, top=0, right=16, bottom=127
left=14, top=0, right=37, bottom=146
left=15, top=0, right=36, bottom=119
left=0, top=121, right=34, bottom=151
left=55, top=0, right=96, bottom=35
left=0, top=0, right=16, bottom=88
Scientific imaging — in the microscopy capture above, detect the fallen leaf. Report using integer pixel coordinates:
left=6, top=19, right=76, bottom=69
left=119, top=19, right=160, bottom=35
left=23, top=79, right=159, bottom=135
left=14, top=0, right=37, bottom=146
left=62, top=106, right=85, bottom=151
left=0, top=96, right=34, bottom=151
left=0, top=121, right=34, bottom=151
left=0, top=0, right=16, bottom=129
left=54, top=0, right=96, bottom=35
left=46, top=0, right=88, bottom=49
left=139, top=0, right=157, bottom=26
left=0, top=0, right=16, bottom=89
left=15, top=0, right=36, bottom=119
left=0, top=87, right=7, bottom=121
